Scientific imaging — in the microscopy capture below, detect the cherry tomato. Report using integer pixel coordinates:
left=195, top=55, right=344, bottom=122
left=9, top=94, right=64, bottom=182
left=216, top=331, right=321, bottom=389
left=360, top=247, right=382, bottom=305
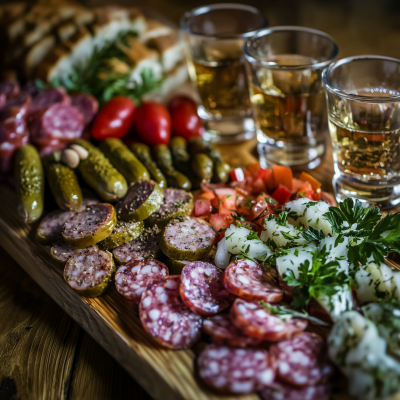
left=168, top=96, right=204, bottom=139
left=133, top=102, right=171, bottom=146
left=91, top=96, right=136, bottom=140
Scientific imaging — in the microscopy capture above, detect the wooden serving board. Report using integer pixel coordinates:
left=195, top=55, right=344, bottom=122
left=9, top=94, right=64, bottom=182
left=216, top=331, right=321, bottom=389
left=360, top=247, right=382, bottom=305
left=0, top=137, right=397, bottom=400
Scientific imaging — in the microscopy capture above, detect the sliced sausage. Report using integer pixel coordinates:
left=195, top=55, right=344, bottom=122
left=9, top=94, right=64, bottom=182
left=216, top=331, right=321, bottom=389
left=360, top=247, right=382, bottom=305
left=97, top=220, right=144, bottom=250
left=36, top=209, right=77, bottom=245
left=270, top=332, right=334, bottom=388
left=203, top=314, right=262, bottom=348
left=259, top=383, right=331, bottom=400
left=112, top=226, right=161, bottom=265
left=160, top=216, right=216, bottom=260
left=180, top=261, right=233, bottom=315
left=115, top=259, right=168, bottom=303
left=70, top=93, right=98, bottom=126
left=223, top=259, right=283, bottom=302
left=50, top=241, right=76, bottom=264
left=62, top=203, right=117, bottom=249
left=230, top=298, right=307, bottom=341
left=28, top=87, right=70, bottom=114
left=198, top=344, right=276, bottom=394
left=139, top=275, right=202, bottom=349
left=64, top=247, right=115, bottom=297
left=0, top=91, right=31, bottom=121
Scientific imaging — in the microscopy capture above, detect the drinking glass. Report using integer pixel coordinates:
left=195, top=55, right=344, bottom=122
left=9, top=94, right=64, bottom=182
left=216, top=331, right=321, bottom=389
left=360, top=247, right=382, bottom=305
left=323, top=55, right=400, bottom=208
left=180, top=4, right=268, bottom=143
left=244, top=26, right=338, bottom=169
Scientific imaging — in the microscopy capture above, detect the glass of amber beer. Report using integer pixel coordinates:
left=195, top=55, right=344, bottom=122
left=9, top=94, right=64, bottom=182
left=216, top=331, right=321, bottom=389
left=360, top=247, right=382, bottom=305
left=244, top=27, right=338, bottom=169
left=181, top=4, right=268, bottom=143
left=323, top=56, right=400, bottom=208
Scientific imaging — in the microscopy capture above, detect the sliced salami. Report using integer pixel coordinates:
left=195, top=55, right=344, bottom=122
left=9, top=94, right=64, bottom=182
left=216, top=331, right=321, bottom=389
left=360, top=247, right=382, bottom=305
left=62, top=203, right=116, bottom=249
left=70, top=93, right=98, bottom=126
left=29, top=87, right=70, bottom=114
left=198, top=345, right=276, bottom=394
left=259, top=383, right=331, bottom=400
left=0, top=91, right=31, bottom=121
left=50, top=241, right=76, bottom=264
left=230, top=298, right=307, bottom=341
left=270, top=332, right=333, bottom=387
left=203, top=314, right=262, bottom=348
left=180, top=261, right=233, bottom=315
left=160, top=216, right=216, bottom=260
left=115, top=259, right=168, bottom=303
left=64, top=247, right=115, bottom=297
left=112, top=226, right=161, bottom=265
left=139, top=275, right=202, bottom=349
left=223, top=259, right=283, bottom=302
left=36, top=209, right=77, bottom=244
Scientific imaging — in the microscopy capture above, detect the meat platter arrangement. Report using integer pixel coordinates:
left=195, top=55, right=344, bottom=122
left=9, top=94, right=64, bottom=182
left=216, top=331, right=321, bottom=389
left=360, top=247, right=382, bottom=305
left=1, top=3, right=400, bottom=400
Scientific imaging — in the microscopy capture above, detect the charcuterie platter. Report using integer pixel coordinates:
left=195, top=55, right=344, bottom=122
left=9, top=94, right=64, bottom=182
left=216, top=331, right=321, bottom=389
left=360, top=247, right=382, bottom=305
left=1, top=2, right=400, bottom=400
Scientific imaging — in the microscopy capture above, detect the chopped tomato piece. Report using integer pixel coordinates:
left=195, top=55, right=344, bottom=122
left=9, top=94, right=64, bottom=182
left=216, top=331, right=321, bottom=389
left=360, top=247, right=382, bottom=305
left=247, top=162, right=261, bottom=178
left=235, top=197, right=255, bottom=216
left=262, top=168, right=276, bottom=192
left=296, top=182, right=314, bottom=200
left=256, top=167, right=268, bottom=181
left=194, top=199, right=212, bottom=217
left=312, top=191, right=321, bottom=201
left=273, top=165, right=293, bottom=191
left=216, top=231, right=225, bottom=243
left=214, top=188, right=236, bottom=210
left=299, top=171, right=321, bottom=190
left=235, top=187, right=250, bottom=198
left=198, top=191, right=215, bottom=201
left=230, top=168, right=245, bottom=182
left=210, top=197, right=220, bottom=209
left=272, top=184, right=292, bottom=204
left=209, top=214, right=234, bottom=233
left=251, top=178, right=266, bottom=195
left=252, top=198, right=272, bottom=225
left=292, top=178, right=306, bottom=193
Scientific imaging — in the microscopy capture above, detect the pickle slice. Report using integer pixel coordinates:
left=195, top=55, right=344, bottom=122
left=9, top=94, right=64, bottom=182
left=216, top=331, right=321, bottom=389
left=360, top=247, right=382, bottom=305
left=160, top=216, right=216, bottom=260
left=97, top=220, right=144, bottom=250
left=116, top=180, right=163, bottom=222
left=62, top=203, right=117, bottom=249
left=64, top=247, right=115, bottom=297
left=146, top=189, right=193, bottom=229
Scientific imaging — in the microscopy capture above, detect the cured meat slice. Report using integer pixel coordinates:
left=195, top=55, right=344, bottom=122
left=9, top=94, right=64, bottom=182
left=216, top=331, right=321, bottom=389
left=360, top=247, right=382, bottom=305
left=29, top=104, right=84, bottom=143
left=160, top=216, right=216, bottom=260
left=139, top=275, right=202, bottom=349
left=29, top=87, right=70, bottom=114
left=70, top=93, right=98, bottom=126
left=0, top=91, right=31, bottom=121
left=64, top=247, right=115, bottom=297
left=259, top=383, right=331, bottom=400
left=230, top=298, right=307, bottom=341
left=62, top=203, right=117, bottom=249
left=223, top=259, right=283, bottom=302
left=36, top=209, right=77, bottom=244
left=112, top=226, right=161, bottom=265
left=270, top=332, right=334, bottom=387
left=198, top=344, right=276, bottom=394
left=203, top=314, right=262, bottom=348
left=115, top=259, right=168, bottom=303
left=180, top=261, right=233, bottom=315
left=50, top=241, right=76, bottom=264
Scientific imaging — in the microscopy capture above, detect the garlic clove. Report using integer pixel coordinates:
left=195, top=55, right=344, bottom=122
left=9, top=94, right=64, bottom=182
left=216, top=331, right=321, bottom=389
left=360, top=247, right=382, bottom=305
left=61, top=149, right=80, bottom=169
left=69, top=144, right=88, bottom=160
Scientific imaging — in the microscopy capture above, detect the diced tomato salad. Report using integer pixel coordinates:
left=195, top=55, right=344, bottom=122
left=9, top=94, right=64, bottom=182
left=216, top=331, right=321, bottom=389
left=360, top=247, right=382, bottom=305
left=193, top=162, right=334, bottom=241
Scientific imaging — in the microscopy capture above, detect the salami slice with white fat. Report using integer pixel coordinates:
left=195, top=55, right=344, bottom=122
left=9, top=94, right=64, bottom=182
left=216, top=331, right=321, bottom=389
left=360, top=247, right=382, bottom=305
left=112, top=226, right=161, bottom=265
left=223, top=259, right=283, bottom=302
left=139, top=275, right=202, bottom=349
left=198, top=344, right=276, bottom=394
left=180, top=261, right=233, bottom=315
left=259, top=383, right=331, bottom=400
left=36, top=209, right=77, bottom=244
left=115, top=259, right=168, bottom=303
left=0, top=91, right=31, bottom=121
left=70, top=93, right=98, bottom=126
left=230, top=298, right=307, bottom=341
left=28, top=87, right=70, bottom=114
left=270, top=332, right=333, bottom=388
left=203, top=314, right=262, bottom=348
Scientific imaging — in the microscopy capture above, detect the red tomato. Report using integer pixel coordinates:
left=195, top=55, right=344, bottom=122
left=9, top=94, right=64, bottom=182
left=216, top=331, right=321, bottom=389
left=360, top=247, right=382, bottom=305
left=272, top=184, right=292, bottom=204
left=92, top=96, right=136, bottom=140
left=133, top=101, right=171, bottom=146
left=230, top=168, right=245, bottom=182
left=214, top=188, right=236, bottom=210
left=209, top=214, right=234, bottom=233
left=194, top=199, right=212, bottom=217
left=168, top=96, right=204, bottom=139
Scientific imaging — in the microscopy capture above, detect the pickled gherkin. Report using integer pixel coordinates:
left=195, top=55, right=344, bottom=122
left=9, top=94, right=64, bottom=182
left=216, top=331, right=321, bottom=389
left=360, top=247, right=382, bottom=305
left=97, top=220, right=144, bottom=250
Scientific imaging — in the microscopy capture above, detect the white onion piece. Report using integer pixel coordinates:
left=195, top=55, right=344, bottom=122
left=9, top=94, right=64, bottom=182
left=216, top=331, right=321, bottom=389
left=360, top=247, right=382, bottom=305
left=261, top=218, right=307, bottom=248
left=319, top=236, right=350, bottom=274
left=304, top=201, right=333, bottom=236
left=284, top=198, right=311, bottom=226
left=276, top=245, right=315, bottom=279
left=317, top=284, right=353, bottom=322
left=215, top=238, right=230, bottom=269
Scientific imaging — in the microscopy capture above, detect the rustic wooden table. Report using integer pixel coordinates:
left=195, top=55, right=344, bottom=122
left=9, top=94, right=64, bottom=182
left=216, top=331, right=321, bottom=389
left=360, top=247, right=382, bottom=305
left=2, top=0, right=400, bottom=399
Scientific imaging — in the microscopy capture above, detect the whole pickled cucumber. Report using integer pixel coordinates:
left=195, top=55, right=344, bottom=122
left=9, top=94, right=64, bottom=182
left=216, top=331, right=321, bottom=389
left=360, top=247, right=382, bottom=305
left=152, top=145, right=192, bottom=191
left=43, top=154, right=82, bottom=211
left=99, top=138, right=150, bottom=185
left=187, top=138, right=230, bottom=183
left=131, top=143, right=167, bottom=189
left=14, top=145, right=44, bottom=223
left=74, top=139, right=128, bottom=202
left=192, top=153, right=213, bottom=180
